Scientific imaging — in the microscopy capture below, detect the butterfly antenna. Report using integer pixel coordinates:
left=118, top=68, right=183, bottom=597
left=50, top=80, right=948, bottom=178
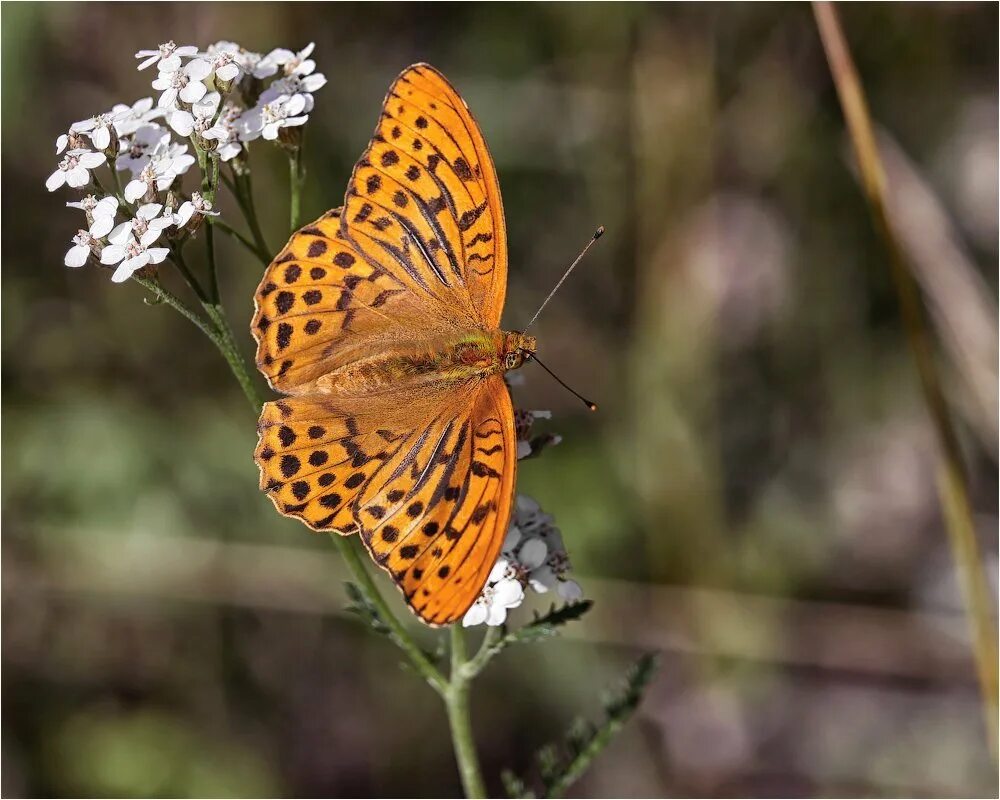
left=524, top=351, right=598, bottom=411
left=523, top=226, right=604, bottom=332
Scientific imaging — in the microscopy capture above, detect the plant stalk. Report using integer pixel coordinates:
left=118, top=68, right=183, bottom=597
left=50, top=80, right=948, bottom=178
left=813, top=0, right=998, bottom=754
left=447, top=625, right=488, bottom=799
left=329, top=535, right=448, bottom=694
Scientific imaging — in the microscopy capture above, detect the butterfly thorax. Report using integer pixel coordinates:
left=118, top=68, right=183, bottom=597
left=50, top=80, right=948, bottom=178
left=313, top=330, right=536, bottom=397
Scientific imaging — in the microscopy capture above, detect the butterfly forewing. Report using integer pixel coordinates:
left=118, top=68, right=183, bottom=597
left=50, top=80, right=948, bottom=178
left=252, top=63, right=517, bottom=626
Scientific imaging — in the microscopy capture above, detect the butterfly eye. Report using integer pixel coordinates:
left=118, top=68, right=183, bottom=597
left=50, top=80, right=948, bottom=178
left=504, top=352, right=519, bottom=370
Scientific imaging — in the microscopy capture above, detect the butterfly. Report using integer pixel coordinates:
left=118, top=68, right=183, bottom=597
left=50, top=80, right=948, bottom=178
left=251, top=63, right=536, bottom=626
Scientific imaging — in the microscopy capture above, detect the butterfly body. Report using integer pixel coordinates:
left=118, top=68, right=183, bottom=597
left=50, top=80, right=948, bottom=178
left=311, top=330, right=535, bottom=397
left=252, top=63, right=528, bottom=625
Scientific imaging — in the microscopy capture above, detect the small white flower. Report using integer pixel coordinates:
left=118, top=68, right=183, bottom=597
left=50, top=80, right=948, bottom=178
left=116, top=124, right=170, bottom=175
left=46, top=149, right=106, bottom=191
left=65, top=230, right=98, bottom=267
left=259, top=73, right=327, bottom=112
left=241, top=94, right=308, bottom=141
left=152, top=58, right=212, bottom=109
left=67, top=195, right=120, bottom=238
left=71, top=111, right=124, bottom=150
left=108, top=202, right=174, bottom=248
left=169, top=91, right=220, bottom=137
left=208, top=50, right=241, bottom=83
left=110, top=98, right=164, bottom=137
left=173, top=191, right=219, bottom=227
left=462, top=559, right=525, bottom=627
left=135, top=41, right=199, bottom=73
left=99, top=233, right=169, bottom=283
left=123, top=141, right=195, bottom=201
left=266, top=42, right=317, bottom=77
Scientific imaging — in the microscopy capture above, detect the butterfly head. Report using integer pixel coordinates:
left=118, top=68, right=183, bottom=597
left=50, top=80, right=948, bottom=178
left=501, top=331, right=536, bottom=372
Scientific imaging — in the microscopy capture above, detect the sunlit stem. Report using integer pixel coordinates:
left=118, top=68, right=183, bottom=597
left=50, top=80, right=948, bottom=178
left=288, top=143, right=306, bottom=233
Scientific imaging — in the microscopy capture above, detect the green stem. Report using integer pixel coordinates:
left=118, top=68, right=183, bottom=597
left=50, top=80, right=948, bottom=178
left=209, top=216, right=269, bottom=266
left=203, top=302, right=263, bottom=414
left=330, top=535, right=448, bottom=694
left=133, top=276, right=219, bottom=345
left=231, top=166, right=271, bottom=259
left=169, top=244, right=209, bottom=302
left=205, top=220, right=220, bottom=303
left=288, top=146, right=305, bottom=233
left=447, top=626, right=487, bottom=799
left=461, top=625, right=503, bottom=680
left=814, top=1, right=998, bottom=755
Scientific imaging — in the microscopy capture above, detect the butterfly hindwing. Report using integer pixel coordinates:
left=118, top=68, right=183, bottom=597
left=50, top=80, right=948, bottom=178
left=254, top=377, right=516, bottom=625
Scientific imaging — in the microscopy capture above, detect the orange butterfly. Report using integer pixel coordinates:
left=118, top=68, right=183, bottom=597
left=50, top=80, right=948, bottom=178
left=251, top=63, right=535, bottom=626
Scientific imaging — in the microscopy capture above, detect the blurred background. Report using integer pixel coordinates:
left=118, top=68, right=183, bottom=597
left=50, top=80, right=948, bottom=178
left=3, top=2, right=998, bottom=796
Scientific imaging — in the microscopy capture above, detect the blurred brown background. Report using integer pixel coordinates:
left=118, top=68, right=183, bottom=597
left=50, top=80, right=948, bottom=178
left=2, top=2, right=998, bottom=797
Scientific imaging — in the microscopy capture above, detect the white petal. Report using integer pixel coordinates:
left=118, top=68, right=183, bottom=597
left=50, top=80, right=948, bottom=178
left=56, top=134, right=68, bottom=154
left=171, top=154, right=195, bottom=173
left=284, top=94, right=307, bottom=115
left=462, top=602, right=488, bottom=628
left=516, top=495, right=541, bottom=514
left=89, top=216, right=115, bottom=238
left=261, top=122, right=280, bottom=141
left=134, top=97, right=154, bottom=113
left=299, top=42, right=316, bottom=59
left=45, top=169, right=66, bottom=191
left=519, top=538, right=548, bottom=570
left=100, top=243, right=126, bottom=264
left=124, top=179, right=148, bottom=203
left=179, top=81, right=206, bottom=104
left=295, top=59, right=316, bottom=77
left=267, top=47, right=294, bottom=63
left=136, top=202, right=162, bottom=220
left=173, top=202, right=194, bottom=227
left=65, top=166, right=90, bottom=188
left=140, top=228, right=163, bottom=247
left=151, top=74, right=173, bottom=90
left=175, top=45, right=199, bottom=57
left=78, top=151, right=107, bottom=168
left=493, top=579, right=525, bottom=608
left=194, top=91, right=220, bottom=117
left=158, top=54, right=182, bottom=73
left=107, top=222, right=131, bottom=244
left=64, top=244, right=90, bottom=267
left=557, top=580, right=583, bottom=601
left=111, top=259, right=141, bottom=283
left=146, top=247, right=169, bottom=264
left=94, top=196, right=119, bottom=217
left=169, top=110, right=194, bottom=136
left=302, top=73, right=327, bottom=92
left=90, top=127, right=111, bottom=150
left=137, top=53, right=160, bottom=70
left=216, top=62, right=240, bottom=82
left=184, top=58, right=212, bottom=80
left=516, top=441, right=532, bottom=460
left=528, top=566, right=556, bottom=594
left=157, top=88, right=178, bottom=109
left=487, top=558, right=511, bottom=584
left=282, top=115, right=309, bottom=129
left=502, top=525, right=522, bottom=552
left=485, top=603, right=510, bottom=627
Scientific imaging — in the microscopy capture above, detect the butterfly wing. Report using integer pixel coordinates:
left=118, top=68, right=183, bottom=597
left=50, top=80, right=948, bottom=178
left=255, top=376, right=516, bottom=625
left=342, top=63, right=508, bottom=328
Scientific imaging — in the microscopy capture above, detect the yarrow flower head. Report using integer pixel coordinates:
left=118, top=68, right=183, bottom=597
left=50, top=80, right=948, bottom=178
left=463, top=494, right=583, bottom=627
left=99, top=231, right=169, bottom=283
left=173, top=191, right=219, bottom=229
left=66, top=195, right=119, bottom=237
left=152, top=57, right=212, bottom=109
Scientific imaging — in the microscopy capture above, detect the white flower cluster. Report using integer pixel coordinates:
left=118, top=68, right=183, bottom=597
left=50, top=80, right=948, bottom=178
left=49, top=40, right=326, bottom=283
left=463, top=495, right=583, bottom=627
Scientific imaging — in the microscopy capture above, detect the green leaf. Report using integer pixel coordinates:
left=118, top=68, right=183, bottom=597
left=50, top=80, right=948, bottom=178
left=514, top=653, right=660, bottom=798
